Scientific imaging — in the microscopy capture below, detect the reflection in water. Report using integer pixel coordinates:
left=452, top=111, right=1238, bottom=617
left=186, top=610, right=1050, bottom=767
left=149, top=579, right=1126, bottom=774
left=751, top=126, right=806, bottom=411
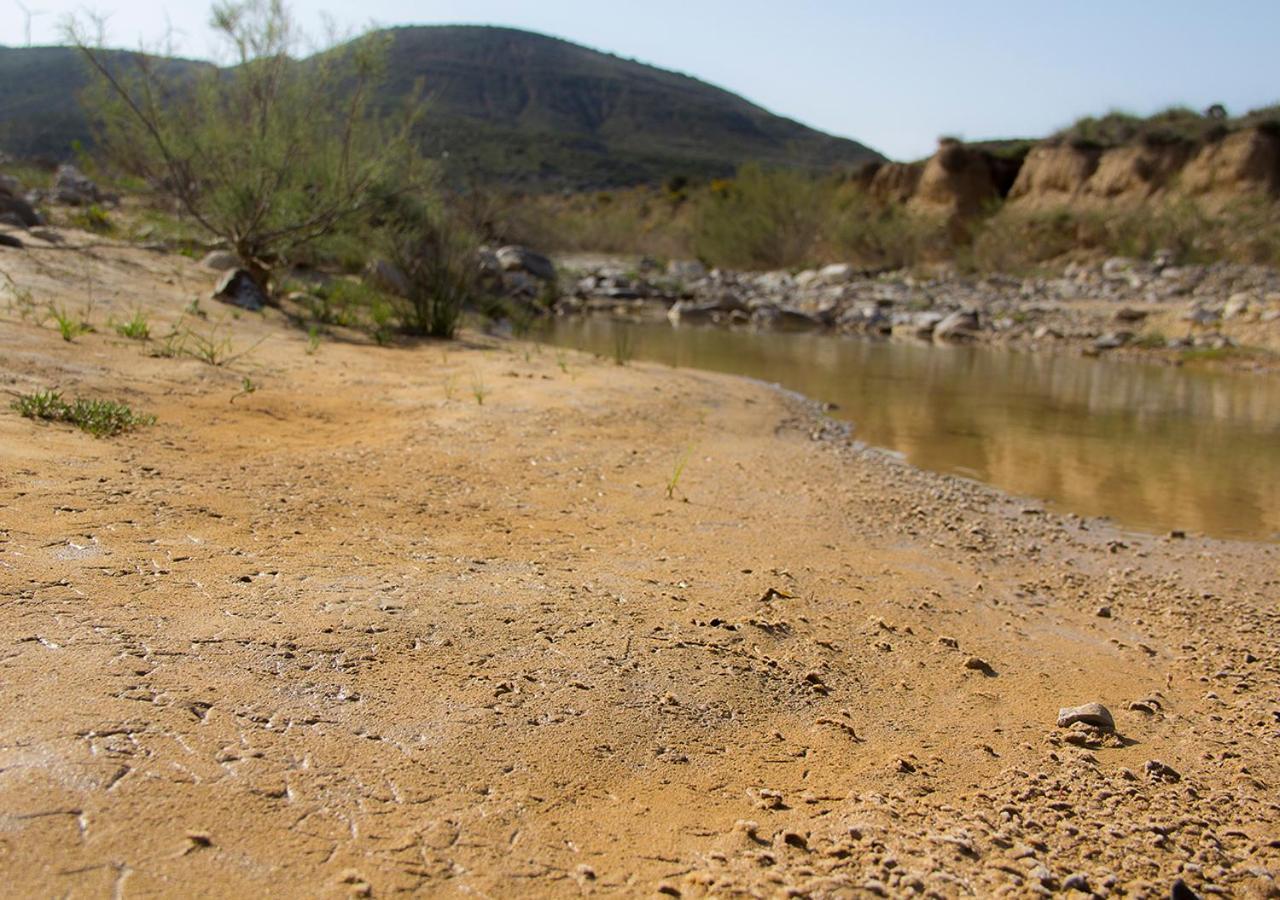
left=539, top=319, right=1280, bottom=541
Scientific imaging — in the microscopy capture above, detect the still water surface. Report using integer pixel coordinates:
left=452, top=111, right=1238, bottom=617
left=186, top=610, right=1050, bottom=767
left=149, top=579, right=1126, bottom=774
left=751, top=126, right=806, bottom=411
left=538, top=319, right=1280, bottom=542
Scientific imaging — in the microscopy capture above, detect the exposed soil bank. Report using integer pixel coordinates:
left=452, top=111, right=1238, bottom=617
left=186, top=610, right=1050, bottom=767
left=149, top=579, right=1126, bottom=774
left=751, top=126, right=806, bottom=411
left=1, top=238, right=1278, bottom=897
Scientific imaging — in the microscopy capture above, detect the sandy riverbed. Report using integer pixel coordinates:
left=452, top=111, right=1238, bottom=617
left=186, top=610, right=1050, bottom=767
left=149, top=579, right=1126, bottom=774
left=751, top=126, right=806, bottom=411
left=1, top=235, right=1277, bottom=897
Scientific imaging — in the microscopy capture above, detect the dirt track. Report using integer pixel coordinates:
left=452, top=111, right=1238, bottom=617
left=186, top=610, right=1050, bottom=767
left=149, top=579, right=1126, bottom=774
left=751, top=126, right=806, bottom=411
left=1, top=237, right=1278, bottom=897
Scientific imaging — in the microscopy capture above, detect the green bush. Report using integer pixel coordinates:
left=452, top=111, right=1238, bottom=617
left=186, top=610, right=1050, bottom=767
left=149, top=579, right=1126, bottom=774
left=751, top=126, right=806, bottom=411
left=692, top=163, right=830, bottom=269
left=380, top=199, right=480, bottom=339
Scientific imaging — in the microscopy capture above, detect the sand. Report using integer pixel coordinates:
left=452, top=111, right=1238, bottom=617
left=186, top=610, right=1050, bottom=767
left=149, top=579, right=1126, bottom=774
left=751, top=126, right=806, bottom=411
left=1, top=234, right=1277, bottom=897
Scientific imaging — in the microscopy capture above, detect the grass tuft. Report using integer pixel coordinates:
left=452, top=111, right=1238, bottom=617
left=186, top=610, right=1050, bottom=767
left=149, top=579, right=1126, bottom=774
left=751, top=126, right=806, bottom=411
left=113, top=311, right=151, bottom=341
left=12, top=390, right=156, bottom=437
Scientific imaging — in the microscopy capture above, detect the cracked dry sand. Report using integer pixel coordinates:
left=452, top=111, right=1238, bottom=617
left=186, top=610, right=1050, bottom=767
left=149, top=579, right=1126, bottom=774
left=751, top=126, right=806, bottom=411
left=0, top=237, right=1278, bottom=898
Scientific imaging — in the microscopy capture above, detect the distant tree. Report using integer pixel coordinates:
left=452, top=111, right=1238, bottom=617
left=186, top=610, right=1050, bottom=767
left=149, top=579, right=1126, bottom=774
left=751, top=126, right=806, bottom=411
left=66, top=0, right=425, bottom=292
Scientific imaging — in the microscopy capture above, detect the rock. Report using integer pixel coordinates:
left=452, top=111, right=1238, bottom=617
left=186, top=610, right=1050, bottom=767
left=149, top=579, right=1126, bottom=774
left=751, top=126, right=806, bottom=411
left=0, top=189, right=42, bottom=228
left=1170, top=878, right=1201, bottom=900
left=908, top=311, right=945, bottom=339
left=1223, top=292, right=1252, bottom=319
left=200, top=250, right=240, bottom=272
left=1063, top=873, right=1091, bottom=893
left=1114, top=307, right=1149, bottom=323
left=1092, top=332, right=1130, bottom=351
left=667, top=258, right=707, bottom=282
left=964, top=656, right=994, bottom=674
left=1144, top=759, right=1181, bottom=783
left=495, top=245, right=556, bottom=281
left=366, top=258, right=410, bottom=296
left=1095, top=605, right=1112, bottom=618
left=817, top=262, right=856, bottom=284
left=934, top=309, right=980, bottom=341
left=53, top=164, right=103, bottom=206
left=0, top=232, right=23, bottom=249
left=1182, top=305, right=1220, bottom=326
left=212, top=268, right=267, bottom=311
left=753, top=305, right=823, bottom=331
left=1056, top=703, right=1114, bottom=730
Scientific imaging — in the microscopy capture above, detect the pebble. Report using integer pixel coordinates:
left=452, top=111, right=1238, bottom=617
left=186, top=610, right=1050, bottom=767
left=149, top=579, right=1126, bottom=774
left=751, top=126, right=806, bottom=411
left=1056, top=703, right=1114, bottom=730
left=1063, top=872, right=1090, bottom=892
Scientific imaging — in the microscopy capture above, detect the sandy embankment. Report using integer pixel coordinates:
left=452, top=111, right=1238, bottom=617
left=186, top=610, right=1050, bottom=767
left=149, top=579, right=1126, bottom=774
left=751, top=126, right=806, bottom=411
left=0, top=236, right=1277, bottom=897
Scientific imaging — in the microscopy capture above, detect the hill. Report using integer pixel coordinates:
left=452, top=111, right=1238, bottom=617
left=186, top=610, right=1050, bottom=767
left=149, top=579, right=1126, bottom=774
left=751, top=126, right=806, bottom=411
left=0, top=27, right=882, bottom=189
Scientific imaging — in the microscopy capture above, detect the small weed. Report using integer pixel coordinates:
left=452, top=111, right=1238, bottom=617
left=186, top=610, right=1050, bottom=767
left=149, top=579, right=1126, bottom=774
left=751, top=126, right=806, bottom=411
left=11, top=390, right=155, bottom=437
left=443, top=374, right=457, bottom=401
left=305, top=326, right=321, bottom=355
left=113, top=311, right=151, bottom=341
left=150, top=317, right=261, bottom=367
left=69, top=204, right=115, bottom=234
left=555, top=349, right=570, bottom=374
left=470, top=369, right=489, bottom=405
left=1131, top=331, right=1167, bottom=349
left=231, top=376, right=258, bottom=403
left=666, top=446, right=695, bottom=500
left=1, top=272, right=38, bottom=319
left=49, top=305, right=92, bottom=342
left=185, top=297, right=208, bottom=319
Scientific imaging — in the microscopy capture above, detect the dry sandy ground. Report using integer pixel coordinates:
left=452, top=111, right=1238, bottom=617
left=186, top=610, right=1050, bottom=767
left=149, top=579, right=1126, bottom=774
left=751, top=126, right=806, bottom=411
left=1, top=235, right=1278, bottom=898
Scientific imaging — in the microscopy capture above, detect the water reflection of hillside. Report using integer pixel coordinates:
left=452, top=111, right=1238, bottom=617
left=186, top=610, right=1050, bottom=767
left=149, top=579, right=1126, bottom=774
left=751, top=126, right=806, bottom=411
left=544, top=321, right=1280, bottom=540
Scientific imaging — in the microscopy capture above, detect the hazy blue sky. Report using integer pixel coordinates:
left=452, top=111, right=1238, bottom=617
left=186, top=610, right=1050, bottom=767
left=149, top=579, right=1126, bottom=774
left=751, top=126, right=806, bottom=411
left=3, top=1, right=1277, bottom=159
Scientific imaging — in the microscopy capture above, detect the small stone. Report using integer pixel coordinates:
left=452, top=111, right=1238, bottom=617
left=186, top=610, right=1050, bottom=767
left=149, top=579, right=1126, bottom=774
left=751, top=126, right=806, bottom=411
left=1056, top=703, right=1114, bottom=730
left=1144, top=760, right=1181, bottom=783
left=1095, top=605, right=1112, bottom=618
left=964, top=656, right=993, bottom=674
left=1170, top=879, right=1202, bottom=900
left=1063, top=872, right=1090, bottom=893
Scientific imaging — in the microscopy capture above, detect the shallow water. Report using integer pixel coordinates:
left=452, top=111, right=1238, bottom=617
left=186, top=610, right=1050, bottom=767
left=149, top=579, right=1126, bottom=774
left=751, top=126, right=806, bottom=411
left=537, top=319, right=1280, bottom=542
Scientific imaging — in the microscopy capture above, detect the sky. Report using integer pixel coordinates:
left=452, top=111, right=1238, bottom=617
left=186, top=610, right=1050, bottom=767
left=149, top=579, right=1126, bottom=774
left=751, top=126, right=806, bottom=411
left=3, top=0, right=1278, bottom=160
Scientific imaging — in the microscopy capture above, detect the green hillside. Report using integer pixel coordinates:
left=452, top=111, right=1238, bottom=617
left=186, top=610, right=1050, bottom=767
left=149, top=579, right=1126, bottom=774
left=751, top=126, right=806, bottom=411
left=0, top=26, right=882, bottom=188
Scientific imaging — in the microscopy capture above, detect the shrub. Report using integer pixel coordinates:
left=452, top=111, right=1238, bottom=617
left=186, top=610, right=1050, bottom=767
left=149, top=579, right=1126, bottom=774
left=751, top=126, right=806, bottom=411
left=381, top=199, right=480, bottom=339
left=692, top=163, right=830, bottom=269
left=69, top=0, right=427, bottom=291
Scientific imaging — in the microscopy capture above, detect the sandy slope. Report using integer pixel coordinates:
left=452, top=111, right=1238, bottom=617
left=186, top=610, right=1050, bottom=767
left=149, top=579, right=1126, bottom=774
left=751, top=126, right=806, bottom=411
left=1, top=236, right=1277, bottom=898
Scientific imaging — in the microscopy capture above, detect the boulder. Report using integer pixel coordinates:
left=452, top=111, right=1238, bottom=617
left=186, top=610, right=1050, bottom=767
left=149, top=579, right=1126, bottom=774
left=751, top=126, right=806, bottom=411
left=495, top=245, right=556, bottom=281
left=817, top=262, right=856, bottom=284
left=53, top=164, right=103, bottom=206
left=933, top=309, right=981, bottom=341
left=0, top=189, right=42, bottom=228
left=1223, top=292, right=1252, bottom=319
left=667, top=259, right=707, bottom=281
left=200, top=250, right=240, bottom=272
left=212, top=268, right=267, bottom=311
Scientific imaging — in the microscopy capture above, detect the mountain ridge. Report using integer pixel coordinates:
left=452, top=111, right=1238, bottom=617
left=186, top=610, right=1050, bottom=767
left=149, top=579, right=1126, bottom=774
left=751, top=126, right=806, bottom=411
left=0, top=25, right=883, bottom=189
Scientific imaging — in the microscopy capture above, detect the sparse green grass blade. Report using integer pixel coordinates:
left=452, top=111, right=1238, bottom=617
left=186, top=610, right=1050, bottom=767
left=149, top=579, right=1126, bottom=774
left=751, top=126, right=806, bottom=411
left=11, top=390, right=155, bottom=437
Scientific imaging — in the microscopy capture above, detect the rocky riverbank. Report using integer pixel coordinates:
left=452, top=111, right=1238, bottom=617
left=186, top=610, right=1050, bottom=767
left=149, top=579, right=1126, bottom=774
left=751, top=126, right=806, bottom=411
left=546, top=253, right=1280, bottom=370
left=1, top=231, right=1278, bottom=897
